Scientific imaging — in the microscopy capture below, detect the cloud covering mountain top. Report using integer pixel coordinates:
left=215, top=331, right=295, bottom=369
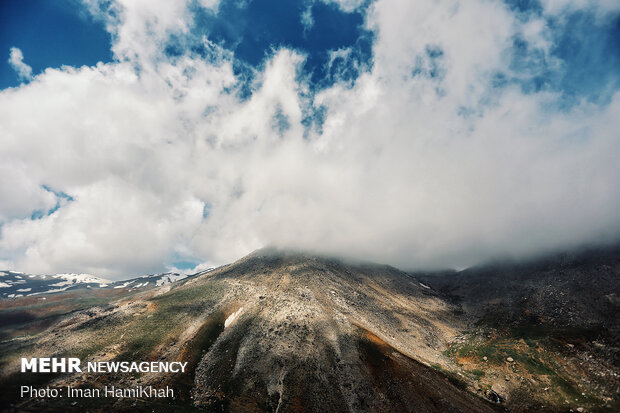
left=1, top=0, right=619, bottom=278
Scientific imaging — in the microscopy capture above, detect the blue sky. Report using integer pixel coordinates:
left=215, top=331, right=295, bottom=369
left=0, top=0, right=112, bottom=89
left=551, top=11, right=620, bottom=103
left=3, top=0, right=619, bottom=101
left=507, top=4, right=620, bottom=105
left=192, top=0, right=373, bottom=85
left=1, top=0, right=620, bottom=278
left=1, top=0, right=372, bottom=90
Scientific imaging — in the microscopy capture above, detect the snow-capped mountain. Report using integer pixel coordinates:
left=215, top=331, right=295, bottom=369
left=108, top=272, right=189, bottom=290
left=0, top=271, right=111, bottom=298
left=0, top=270, right=204, bottom=298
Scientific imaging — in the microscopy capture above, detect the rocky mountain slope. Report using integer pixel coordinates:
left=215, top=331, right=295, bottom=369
left=0, top=248, right=618, bottom=412
left=0, top=270, right=210, bottom=346
left=418, top=245, right=620, bottom=332
left=417, top=244, right=620, bottom=411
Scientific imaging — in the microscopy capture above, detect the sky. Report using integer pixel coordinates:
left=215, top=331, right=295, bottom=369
left=1, top=0, right=619, bottom=279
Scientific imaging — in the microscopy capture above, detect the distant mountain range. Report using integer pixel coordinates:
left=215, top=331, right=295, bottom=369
left=0, top=270, right=206, bottom=298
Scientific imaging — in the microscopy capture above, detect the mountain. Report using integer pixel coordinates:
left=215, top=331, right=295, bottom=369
left=417, top=245, right=620, bottom=329
left=0, top=270, right=194, bottom=298
left=0, top=271, right=111, bottom=298
left=0, top=248, right=618, bottom=412
left=416, top=245, right=620, bottom=411
left=105, top=272, right=192, bottom=290
left=0, top=270, right=205, bottom=349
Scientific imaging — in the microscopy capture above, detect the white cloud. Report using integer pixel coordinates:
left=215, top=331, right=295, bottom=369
left=198, top=0, right=220, bottom=11
left=301, top=5, right=314, bottom=31
left=0, top=0, right=619, bottom=278
left=8, top=47, right=33, bottom=81
left=321, top=0, right=365, bottom=13
left=0, top=177, right=204, bottom=277
left=303, top=0, right=365, bottom=30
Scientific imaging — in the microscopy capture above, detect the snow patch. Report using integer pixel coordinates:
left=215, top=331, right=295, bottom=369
left=30, top=287, right=70, bottom=295
left=0, top=282, right=11, bottom=288
left=225, top=307, right=243, bottom=328
left=16, top=288, right=31, bottom=292
left=419, top=282, right=431, bottom=289
left=50, top=280, right=73, bottom=287
left=155, top=273, right=187, bottom=286
left=53, top=273, right=111, bottom=284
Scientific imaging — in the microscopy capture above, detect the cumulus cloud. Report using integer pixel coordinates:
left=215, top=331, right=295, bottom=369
left=8, top=47, right=33, bottom=81
left=0, top=0, right=619, bottom=278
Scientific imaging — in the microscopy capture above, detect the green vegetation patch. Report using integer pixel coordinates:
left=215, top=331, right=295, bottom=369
left=74, top=279, right=227, bottom=362
left=442, top=329, right=610, bottom=411
left=469, top=369, right=485, bottom=379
